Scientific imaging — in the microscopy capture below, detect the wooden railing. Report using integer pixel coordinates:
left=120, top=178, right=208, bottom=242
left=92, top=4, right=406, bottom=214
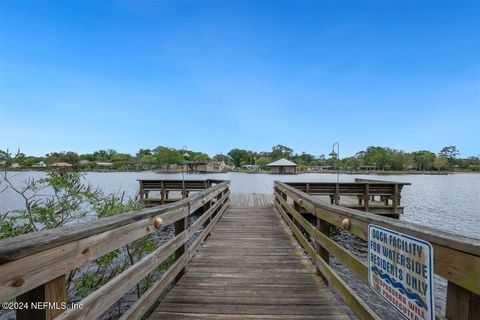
left=0, top=180, right=230, bottom=320
left=138, top=179, right=225, bottom=205
left=274, top=181, right=479, bottom=320
left=285, top=180, right=411, bottom=216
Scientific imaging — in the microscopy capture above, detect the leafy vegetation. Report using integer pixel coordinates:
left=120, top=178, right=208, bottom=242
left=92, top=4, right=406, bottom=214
left=1, top=144, right=479, bottom=172
left=0, top=152, right=169, bottom=310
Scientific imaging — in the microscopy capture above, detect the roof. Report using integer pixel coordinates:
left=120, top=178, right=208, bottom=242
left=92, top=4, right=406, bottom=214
left=50, top=162, right=72, bottom=167
left=267, top=158, right=297, bottom=167
left=96, top=162, right=113, bottom=166
left=186, top=161, right=211, bottom=164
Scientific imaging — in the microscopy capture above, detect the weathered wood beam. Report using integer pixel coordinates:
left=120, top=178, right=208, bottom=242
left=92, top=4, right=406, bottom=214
left=17, top=275, right=65, bottom=320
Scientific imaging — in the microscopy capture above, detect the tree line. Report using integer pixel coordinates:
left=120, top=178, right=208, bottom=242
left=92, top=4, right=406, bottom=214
left=1, top=145, right=479, bottom=171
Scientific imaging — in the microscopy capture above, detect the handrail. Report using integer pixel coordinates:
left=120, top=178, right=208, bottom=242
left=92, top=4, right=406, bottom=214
left=274, top=180, right=479, bottom=320
left=137, top=179, right=224, bottom=204
left=354, top=178, right=411, bottom=185
left=0, top=180, right=231, bottom=320
left=277, top=181, right=479, bottom=255
left=284, top=181, right=410, bottom=216
left=0, top=180, right=229, bottom=264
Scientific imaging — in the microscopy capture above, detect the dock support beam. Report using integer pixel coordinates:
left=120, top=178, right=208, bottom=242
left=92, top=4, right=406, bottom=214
left=364, top=184, right=370, bottom=212
left=446, top=281, right=480, bottom=320
left=17, top=275, right=66, bottom=320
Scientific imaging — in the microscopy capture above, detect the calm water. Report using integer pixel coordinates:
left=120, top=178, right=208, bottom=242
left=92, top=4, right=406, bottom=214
left=1, top=171, right=479, bottom=319
left=2, top=171, right=478, bottom=238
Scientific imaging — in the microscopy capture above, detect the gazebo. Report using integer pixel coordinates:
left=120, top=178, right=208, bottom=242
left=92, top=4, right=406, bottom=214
left=267, top=158, right=297, bottom=174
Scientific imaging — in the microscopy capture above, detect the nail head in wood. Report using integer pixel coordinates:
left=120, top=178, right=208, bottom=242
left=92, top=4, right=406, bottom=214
left=154, top=217, right=163, bottom=229
left=341, top=218, right=351, bottom=230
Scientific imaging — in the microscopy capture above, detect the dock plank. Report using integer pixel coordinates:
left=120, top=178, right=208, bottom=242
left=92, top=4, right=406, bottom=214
left=229, top=194, right=274, bottom=207
left=149, top=205, right=349, bottom=319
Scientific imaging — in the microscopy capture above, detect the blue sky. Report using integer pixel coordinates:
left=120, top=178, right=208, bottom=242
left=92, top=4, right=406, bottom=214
left=0, top=0, right=479, bottom=157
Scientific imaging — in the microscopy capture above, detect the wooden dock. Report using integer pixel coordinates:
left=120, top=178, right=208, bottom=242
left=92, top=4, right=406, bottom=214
left=151, top=204, right=349, bottom=319
left=229, top=193, right=274, bottom=207
left=0, top=179, right=478, bottom=320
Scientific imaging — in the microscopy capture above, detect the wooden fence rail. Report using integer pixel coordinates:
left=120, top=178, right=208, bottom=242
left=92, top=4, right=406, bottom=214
left=284, top=180, right=411, bottom=216
left=273, top=181, right=479, bottom=320
left=0, top=180, right=230, bottom=320
left=138, top=179, right=226, bottom=205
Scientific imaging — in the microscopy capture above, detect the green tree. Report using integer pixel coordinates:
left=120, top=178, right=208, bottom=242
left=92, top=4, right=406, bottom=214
left=412, top=151, right=436, bottom=170
left=79, top=153, right=96, bottom=162
left=293, top=152, right=316, bottom=166
left=389, top=151, right=412, bottom=171
left=213, top=154, right=232, bottom=165
left=362, top=146, right=393, bottom=170
left=271, top=145, right=293, bottom=160
left=256, top=156, right=271, bottom=168
left=433, top=157, right=449, bottom=171
left=317, top=154, right=327, bottom=166
left=228, top=149, right=253, bottom=168
left=136, top=148, right=153, bottom=157
left=439, top=146, right=459, bottom=168
left=154, top=146, right=182, bottom=165
left=110, top=153, right=134, bottom=170
left=192, top=153, right=210, bottom=161
left=45, top=151, right=80, bottom=164
left=16, top=156, right=44, bottom=167
left=92, top=150, right=117, bottom=162
left=343, top=156, right=363, bottom=170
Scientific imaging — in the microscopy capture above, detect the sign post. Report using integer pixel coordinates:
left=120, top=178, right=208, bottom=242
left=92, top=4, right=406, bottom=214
left=368, top=224, right=435, bottom=320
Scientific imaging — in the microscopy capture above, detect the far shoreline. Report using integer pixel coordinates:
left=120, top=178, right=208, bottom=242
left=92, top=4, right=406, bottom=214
left=2, top=168, right=478, bottom=175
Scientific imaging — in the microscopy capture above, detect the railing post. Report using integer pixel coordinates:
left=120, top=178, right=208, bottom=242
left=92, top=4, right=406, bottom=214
left=161, top=181, right=165, bottom=204
left=364, top=184, right=370, bottom=212
left=17, top=275, right=66, bottom=320
left=139, top=181, right=145, bottom=204
left=293, top=200, right=302, bottom=233
left=446, top=281, right=480, bottom=320
left=278, top=186, right=290, bottom=219
left=175, top=205, right=188, bottom=281
left=334, top=183, right=340, bottom=205
left=215, top=190, right=223, bottom=214
left=203, top=197, right=212, bottom=229
left=392, top=184, right=399, bottom=214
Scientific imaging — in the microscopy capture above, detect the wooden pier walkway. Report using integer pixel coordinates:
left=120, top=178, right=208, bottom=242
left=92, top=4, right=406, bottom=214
left=151, top=204, right=349, bottom=320
left=229, top=193, right=274, bottom=207
left=1, top=179, right=478, bottom=320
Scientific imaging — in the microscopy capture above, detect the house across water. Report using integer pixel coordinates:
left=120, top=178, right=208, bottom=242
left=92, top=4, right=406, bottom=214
left=267, top=158, right=297, bottom=174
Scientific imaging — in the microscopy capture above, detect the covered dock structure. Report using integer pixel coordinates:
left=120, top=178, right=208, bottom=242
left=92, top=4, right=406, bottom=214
left=267, top=158, right=297, bottom=174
